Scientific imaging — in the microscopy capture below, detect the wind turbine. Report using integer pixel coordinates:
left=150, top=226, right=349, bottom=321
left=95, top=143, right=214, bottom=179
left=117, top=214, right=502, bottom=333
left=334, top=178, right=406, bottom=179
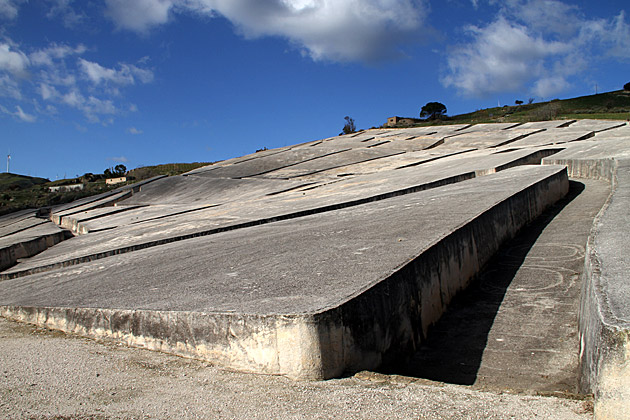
left=6, top=151, right=10, bottom=173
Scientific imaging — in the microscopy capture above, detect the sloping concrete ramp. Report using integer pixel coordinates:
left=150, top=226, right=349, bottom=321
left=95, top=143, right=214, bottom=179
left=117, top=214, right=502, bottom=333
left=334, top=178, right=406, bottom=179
left=1, top=120, right=629, bottom=417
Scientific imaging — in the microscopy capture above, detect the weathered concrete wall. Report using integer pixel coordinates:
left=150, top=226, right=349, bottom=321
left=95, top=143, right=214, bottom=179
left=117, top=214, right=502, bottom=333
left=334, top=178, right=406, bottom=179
left=544, top=158, right=617, bottom=182
left=0, top=229, right=70, bottom=272
left=571, top=159, right=630, bottom=419
left=311, top=166, right=568, bottom=378
left=0, top=167, right=569, bottom=380
left=0, top=305, right=325, bottom=379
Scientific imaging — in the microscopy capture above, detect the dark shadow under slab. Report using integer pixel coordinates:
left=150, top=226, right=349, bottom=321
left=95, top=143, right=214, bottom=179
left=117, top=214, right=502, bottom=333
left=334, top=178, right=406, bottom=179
left=378, top=180, right=589, bottom=390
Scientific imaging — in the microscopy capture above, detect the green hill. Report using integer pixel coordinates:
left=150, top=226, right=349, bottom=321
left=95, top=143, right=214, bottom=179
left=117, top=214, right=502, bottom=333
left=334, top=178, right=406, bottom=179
left=388, top=90, right=630, bottom=127
left=0, top=173, right=50, bottom=192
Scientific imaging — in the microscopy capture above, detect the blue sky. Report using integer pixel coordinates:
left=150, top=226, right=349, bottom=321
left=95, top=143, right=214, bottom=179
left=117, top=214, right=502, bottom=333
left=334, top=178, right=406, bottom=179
left=1, top=0, right=628, bottom=180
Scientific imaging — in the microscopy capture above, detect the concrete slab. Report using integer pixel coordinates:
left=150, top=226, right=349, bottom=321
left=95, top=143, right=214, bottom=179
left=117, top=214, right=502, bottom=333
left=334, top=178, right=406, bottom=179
left=0, top=209, right=37, bottom=228
left=565, top=119, right=627, bottom=132
left=516, top=120, right=576, bottom=130
left=57, top=205, right=147, bottom=234
left=0, top=221, right=70, bottom=271
left=0, top=147, right=563, bottom=278
left=442, top=129, right=545, bottom=149
left=0, top=216, right=48, bottom=238
left=1, top=119, right=630, bottom=415
left=508, top=129, right=594, bottom=148
left=453, top=122, right=522, bottom=133
left=291, top=149, right=474, bottom=178
left=194, top=148, right=348, bottom=179
left=49, top=175, right=166, bottom=216
left=0, top=165, right=568, bottom=379
left=123, top=175, right=310, bottom=205
left=252, top=148, right=404, bottom=179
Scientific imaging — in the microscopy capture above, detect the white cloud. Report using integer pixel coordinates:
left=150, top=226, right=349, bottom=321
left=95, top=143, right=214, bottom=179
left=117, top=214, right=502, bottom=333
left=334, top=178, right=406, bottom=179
left=128, top=127, right=143, bottom=135
left=30, top=43, right=86, bottom=67
left=0, top=104, right=36, bottom=122
left=39, top=83, right=55, bottom=100
left=109, top=155, right=129, bottom=163
left=442, top=1, right=630, bottom=98
left=14, top=105, right=36, bottom=122
left=0, top=0, right=22, bottom=19
left=105, top=0, right=173, bottom=33
left=0, top=43, right=30, bottom=77
left=0, top=74, right=21, bottom=99
left=0, top=37, right=154, bottom=123
left=45, top=0, right=86, bottom=28
left=78, top=59, right=154, bottom=86
left=532, top=76, right=570, bottom=98
left=442, top=18, right=568, bottom=97
left=104, top=0, right=429, bottom=62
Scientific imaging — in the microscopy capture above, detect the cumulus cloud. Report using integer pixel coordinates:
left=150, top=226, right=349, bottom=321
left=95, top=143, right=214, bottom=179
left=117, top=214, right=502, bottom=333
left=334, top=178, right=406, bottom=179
left=30, top=43, right=86, bottom=67
left=442, top=0, right=630, bottom=98
left=104, top=0, right=429, bottom=62
left=79, top=59, right=154, bottom=86
left=442, top=17, right=568, bottom=97
left=0, top=38, right=154, bottom=123
left=105, top=0, right=173, bottom=33
left=0, top=43, right=30, bottom=77
left=127, top=126, right=143, bottom=135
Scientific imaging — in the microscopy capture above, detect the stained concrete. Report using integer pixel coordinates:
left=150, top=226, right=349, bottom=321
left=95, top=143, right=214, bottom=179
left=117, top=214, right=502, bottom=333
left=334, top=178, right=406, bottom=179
left=1, top=148, right=563, bottom=278
left=1, top=120, right=629, bottom=416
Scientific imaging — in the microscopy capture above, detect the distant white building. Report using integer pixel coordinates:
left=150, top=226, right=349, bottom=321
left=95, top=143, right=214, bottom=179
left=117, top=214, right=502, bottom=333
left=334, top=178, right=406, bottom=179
left=106, top=177, right=127, bottom=185
left=49, top=184, right=84, bottom=193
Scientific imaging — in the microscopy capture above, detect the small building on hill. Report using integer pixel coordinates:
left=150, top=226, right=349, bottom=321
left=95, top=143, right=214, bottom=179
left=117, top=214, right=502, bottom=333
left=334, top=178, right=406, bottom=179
left=106, top=177, right=127, bottom=185
left=49, top=184, right=84, bottom=193
left=386, top=116, right=423, bottom=127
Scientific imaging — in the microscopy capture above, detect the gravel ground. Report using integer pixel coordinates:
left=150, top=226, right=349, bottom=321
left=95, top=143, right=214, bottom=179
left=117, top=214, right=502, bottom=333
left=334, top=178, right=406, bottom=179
left=0, top=317, right=592, bottom=420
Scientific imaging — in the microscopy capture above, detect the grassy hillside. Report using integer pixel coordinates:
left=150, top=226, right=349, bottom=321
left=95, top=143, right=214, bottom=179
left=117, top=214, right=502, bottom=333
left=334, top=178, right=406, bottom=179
left=388, top=90, right=630, bottom=127
left=0, top=162, right=215, bottom=217
left=3, top=90, right=628, bottom=216
left=0, top=173, right=50, bottom=192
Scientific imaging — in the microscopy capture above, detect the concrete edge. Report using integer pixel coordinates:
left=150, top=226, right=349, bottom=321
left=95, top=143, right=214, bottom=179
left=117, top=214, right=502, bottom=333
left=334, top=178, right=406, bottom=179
left=563, top=157, right=630, bottom=420
left=0, top=305, right=326, bottom=380
left=0, top=166, right=570, bottom=380
left=309, top=166, right=569, bottom=378
left=0, top=229, right=71, bottom=272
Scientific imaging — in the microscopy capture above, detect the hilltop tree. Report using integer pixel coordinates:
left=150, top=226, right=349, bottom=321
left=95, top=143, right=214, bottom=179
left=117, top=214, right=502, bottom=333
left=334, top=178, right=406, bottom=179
left=342, top=116, right=356, bottom=135
left=104, top=164, right=127, bottom=178
left=515, top=100, right=523, bottom=105
left=420, top=102, right=447, bottom=120
left=624, top=82, right=630, bottom=91
left=114, top=164, right=127, bottom=176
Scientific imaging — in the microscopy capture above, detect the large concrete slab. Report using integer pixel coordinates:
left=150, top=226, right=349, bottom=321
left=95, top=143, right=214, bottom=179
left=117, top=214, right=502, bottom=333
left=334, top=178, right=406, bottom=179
left=1, top=120, right=630, bottom=417
left=1, top=148, right=563, bottom=277
left=0, top=165, right=568, bottom=379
